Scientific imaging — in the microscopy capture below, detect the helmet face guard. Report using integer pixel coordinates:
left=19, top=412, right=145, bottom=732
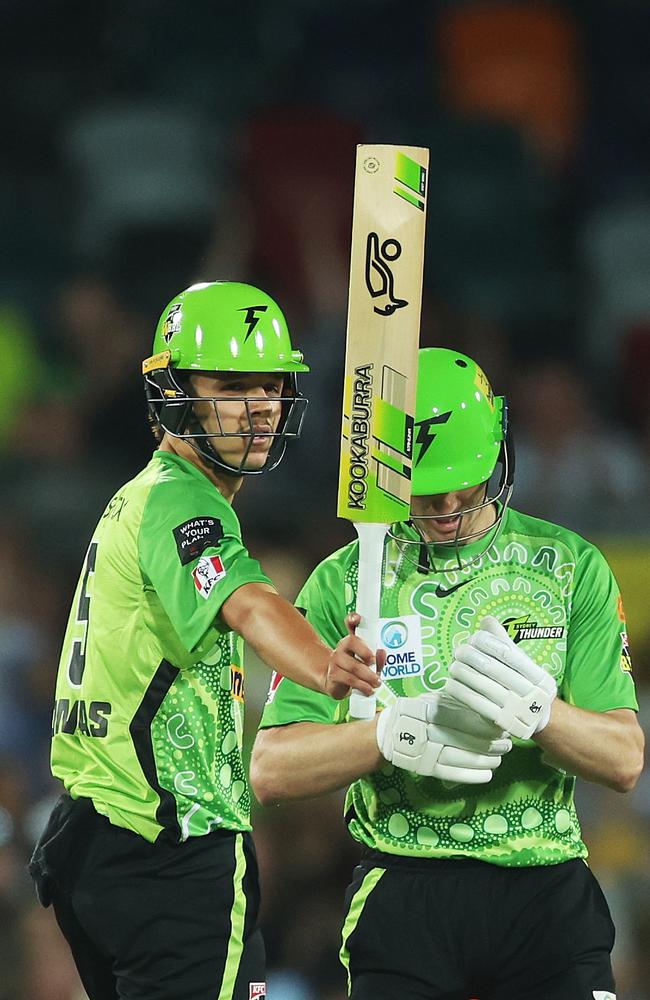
left=142, top=282, right=309, bottom=476
left=390, top=348, right=515, bottom=573
left=402, top=437, right=515, bottom=573
left=144, top=357, right=308, bottom=475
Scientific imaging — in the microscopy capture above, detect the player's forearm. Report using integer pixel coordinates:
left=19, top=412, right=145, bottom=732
left=250, top=720, right=382, bottom=805
left=534, top=701, right=644, bottom=792
left=251, top=613, right=331, bottom=694
left=221, top=585, right=330, bottom=693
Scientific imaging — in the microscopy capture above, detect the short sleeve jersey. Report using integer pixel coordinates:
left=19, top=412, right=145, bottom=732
left=51, top=450, right=272, bottom=844
left=259, top=507, right=638, bottom=867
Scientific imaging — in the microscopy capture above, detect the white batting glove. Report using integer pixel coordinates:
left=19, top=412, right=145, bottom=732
left=375, top=691, right=512, bottom=784
left=446, top=616, right=557, bottom=740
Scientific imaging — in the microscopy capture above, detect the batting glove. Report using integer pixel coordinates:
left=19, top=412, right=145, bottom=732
left=375, top=691, right=512, bottom=784
left=446, top=616, right=557, bottom=740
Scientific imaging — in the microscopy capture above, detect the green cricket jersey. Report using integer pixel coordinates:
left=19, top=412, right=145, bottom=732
left=51, top=450, right=272, bottom=844
left=259, top=507, right=638, bottom=866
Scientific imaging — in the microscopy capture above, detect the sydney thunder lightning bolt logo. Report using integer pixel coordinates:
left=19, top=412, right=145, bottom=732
left=239, top=304, right=268, bottom=341
left=414, top=411, right=452, bottom=463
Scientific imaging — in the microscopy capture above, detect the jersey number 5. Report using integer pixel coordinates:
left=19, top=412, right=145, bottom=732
left=68, top=541, right=98, bottom=686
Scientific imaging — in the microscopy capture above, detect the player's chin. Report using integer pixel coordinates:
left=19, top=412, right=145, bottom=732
left=242, top=448, right=272, bottom=470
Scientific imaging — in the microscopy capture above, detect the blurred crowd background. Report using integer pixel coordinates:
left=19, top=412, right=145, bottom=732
left=2, top=0, right=650, bottom=997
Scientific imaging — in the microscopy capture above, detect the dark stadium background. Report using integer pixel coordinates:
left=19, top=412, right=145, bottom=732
left=1, top=1, right=649, bottom=996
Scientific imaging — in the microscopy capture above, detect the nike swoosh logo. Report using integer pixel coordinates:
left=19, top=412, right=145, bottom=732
left=435, top=579, right=471, bottom=598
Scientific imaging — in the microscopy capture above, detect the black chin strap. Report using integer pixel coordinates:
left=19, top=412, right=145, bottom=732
left=182, top=412, right=240, bottom=477
left=404, top=521, right=431, bottom=574
left=183, top=412, right=287, bottom=478
left=417, top=538, right=431, bottom=574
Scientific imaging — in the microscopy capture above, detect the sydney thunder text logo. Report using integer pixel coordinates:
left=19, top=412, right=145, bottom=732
left=503, top=615, right=565, bottom=643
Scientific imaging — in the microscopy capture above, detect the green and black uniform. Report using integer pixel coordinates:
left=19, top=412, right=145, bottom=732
left=33, top=450, right=271, bottom=1000
left=259, top=507, right=637, bottom=1000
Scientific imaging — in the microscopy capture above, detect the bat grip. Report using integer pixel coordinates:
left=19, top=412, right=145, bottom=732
left=349, top=522, right=390, bottom=720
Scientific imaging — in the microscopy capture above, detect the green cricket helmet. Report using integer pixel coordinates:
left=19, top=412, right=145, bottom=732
left=396, top=347, right=514, bottom=570
left=143, top=281, right=309, bottom=475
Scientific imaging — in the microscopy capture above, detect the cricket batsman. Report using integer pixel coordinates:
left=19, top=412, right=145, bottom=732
left=251, top=347, right=644, bottom=1000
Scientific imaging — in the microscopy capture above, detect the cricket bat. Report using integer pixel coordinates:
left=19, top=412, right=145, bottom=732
left=337, top=144, right=428, bottom=719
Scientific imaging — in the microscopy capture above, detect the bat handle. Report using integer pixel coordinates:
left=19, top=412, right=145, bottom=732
left=349, top=521, right=390, bottom=721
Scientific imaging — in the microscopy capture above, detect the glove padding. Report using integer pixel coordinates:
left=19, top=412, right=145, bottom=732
left=375, top=690, right=512, bottom=784
left=447, top=616, right=557, bottom=740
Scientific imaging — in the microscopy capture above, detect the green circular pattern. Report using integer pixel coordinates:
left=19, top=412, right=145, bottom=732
left=397, top=562, right=567, bottom=694
left=449, top=823, right=474, bottom=843
left=345, top=542, right=581, bottom=864
left=387, top=813, right=410, bottom=838
left=232, top=780, right=246, bottom=804
left=555, top=809, right=572, bottom=834
left=483, top=814, right=509, bottom=836
left=201, top=644, right=223, bottom=667
left=521, top=807, right=543, bottom=830
left=416, top=826, right=439, bottom=846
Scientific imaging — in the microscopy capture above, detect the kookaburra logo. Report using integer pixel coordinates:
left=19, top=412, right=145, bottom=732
left=399, top=731, right=416, bottom=745
left=239, top=304, right=268, bottom=341
left=365, top=232, right=408, bottom=316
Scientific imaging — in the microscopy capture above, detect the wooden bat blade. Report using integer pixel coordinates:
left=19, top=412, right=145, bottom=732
left=337, top=144, right=429, bottom=719
left=337, top=144, right=429, bottom=526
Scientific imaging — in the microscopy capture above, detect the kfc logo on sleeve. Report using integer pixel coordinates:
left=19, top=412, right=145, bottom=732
left=192, top=555, right=226, bottom=598
left=249, top=985, right=266, bottom=999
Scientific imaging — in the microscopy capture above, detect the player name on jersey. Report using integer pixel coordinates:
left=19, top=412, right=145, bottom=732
left=52, top=699, right=112, bottom=738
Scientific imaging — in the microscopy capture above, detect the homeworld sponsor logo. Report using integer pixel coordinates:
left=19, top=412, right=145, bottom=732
left=502, top=615, right=565, bottom=644
left=346, top=364, right=373, bottom=510
left=380, top=617, right=424, bottom=679
left=381, top=620, right=408, bottom=649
